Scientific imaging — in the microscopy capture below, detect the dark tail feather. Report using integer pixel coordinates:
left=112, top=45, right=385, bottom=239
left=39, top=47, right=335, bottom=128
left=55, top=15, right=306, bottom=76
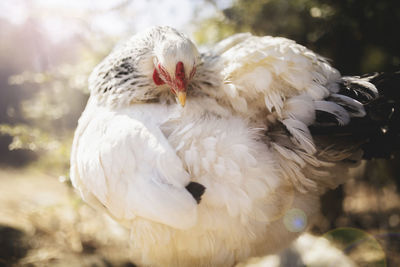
left=361, top=71, right=400, bottom=158
left=310, top=71, right=400, bottom=159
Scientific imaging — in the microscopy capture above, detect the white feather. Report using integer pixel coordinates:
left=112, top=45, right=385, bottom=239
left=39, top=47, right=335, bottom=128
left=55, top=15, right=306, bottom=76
left=72, top=100, right=198, bottom=230
left=282, top=118, right=316, bottom=154
left=314, top=100, right=351, bottom=125
left=282, top=94, right=316, bottom=125
left=329, top=94, right=366, bottom=117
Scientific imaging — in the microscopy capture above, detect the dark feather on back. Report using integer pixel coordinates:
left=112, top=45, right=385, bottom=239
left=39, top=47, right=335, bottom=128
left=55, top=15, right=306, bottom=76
left=310, top=71, right=400, bottom=159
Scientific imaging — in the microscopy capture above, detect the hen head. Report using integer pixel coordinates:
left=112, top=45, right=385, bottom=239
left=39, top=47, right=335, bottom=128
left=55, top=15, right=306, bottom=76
left=152, top=33, right=200, bottom=107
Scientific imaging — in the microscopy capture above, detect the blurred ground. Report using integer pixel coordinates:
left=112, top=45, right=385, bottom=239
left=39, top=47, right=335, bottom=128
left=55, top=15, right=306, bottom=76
left=0, top=168, right=134, bottom=267
left=0, top=167, right=399, bottom=267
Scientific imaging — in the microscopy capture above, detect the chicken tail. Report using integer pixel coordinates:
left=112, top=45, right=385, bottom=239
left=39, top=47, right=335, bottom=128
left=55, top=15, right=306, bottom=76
left=310, top=71, right=400, bottom=159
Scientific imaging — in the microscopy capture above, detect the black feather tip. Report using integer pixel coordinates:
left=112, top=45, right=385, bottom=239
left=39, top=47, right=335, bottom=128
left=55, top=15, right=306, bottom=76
left=185, top=182, right=206, bottom=204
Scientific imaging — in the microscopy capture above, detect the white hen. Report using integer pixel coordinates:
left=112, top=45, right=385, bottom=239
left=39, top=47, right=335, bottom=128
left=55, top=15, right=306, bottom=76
left=71, top=26, right=399, bottom=266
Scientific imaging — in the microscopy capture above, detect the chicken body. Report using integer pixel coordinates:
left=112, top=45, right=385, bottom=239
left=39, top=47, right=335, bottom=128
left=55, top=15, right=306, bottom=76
left=71, top=26, right=399, bottom=266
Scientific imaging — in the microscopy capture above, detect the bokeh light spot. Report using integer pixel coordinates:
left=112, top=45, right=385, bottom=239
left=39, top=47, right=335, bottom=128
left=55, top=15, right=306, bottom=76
left=283, top=208, right=307, bottom=232
left=388, top=214, right=400, bottom=228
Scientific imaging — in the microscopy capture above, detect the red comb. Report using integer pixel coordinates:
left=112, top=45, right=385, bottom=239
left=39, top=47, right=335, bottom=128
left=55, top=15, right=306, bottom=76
left=176, top=61, right=185, bottom=79
left=175, top=62, right=186, bottom=91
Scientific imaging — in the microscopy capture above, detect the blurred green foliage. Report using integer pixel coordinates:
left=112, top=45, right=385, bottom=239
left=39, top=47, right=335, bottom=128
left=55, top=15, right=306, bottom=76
left=0, top=16, right=111, bottom=172
left=324, top=228, right=386, bottom=266
left=196, top=0, right=400, bottom=74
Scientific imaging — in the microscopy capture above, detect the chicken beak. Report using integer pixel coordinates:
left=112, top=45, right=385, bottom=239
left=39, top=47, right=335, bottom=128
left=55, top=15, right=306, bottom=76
left=177, top=91, right=186, bottom=107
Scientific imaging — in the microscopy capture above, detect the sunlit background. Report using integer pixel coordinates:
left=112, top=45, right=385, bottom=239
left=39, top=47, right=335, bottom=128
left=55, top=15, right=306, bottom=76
left=0, top=0, right=399, bottom=266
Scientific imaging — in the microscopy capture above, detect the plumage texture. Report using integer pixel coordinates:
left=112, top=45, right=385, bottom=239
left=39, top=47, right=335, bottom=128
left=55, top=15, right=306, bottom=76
left=70, top=26, right=400, bottom=266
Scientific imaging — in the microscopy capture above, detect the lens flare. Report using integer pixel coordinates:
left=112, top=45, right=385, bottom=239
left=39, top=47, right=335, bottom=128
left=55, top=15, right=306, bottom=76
left=323, top=227, right=387, bottom=267
left=283, top=208, right=307, bottom=232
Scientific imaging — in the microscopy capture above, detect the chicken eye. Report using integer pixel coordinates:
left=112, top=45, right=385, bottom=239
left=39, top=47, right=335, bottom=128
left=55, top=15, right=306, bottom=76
left=155, top=63, right=172, bottom=85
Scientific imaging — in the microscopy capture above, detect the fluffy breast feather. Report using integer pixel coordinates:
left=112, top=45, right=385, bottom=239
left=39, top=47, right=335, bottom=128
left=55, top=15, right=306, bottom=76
left=71, top=97, right=322, bottom=266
